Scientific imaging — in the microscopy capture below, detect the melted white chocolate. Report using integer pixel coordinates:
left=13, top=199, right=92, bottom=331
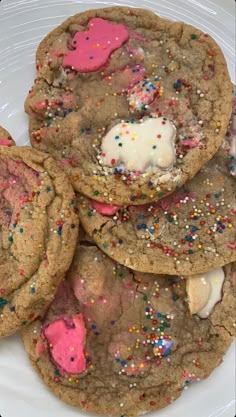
left=101, top=117, right=176, bottom=172
left=186, top=267, right=225, bottom=318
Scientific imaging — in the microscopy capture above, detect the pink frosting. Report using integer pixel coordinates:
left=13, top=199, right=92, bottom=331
left=0, top=137, right=12, bottom=146
left=35, top=341, right=46, bottom=356
left=63, top=18, right=129, bottom=72
left=227, top=243, right=236, bottom=249
left=0, top=160, right=37, bottom=227
left=44, top=314, right=86, bottom=374
left=158, top=189, right=195, bottom=211
left=91, top=199, right=121, bottom=215
left=35, top=102, right=46, bottom=110
left=61, top=94, right=74, bottom=103
left=180, top=138, right=200, bottom=149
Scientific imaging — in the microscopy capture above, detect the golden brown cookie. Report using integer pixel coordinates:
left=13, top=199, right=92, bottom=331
left=22, top=245, right=235, bottom=416
left=78, top=103, right=236, bottom=275
left=0, top=126, right=15, bottom=146
left=0, top=141, right=79, bottom=337
left=25, top=6, right=232, bottom=205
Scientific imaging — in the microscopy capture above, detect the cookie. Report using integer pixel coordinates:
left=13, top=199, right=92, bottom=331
left=78, top=101, right=236, bottom=275
left=0, top=142, right=79, bottom=337
left=25, top=6, right=232, bottom=205
left=22, top=245, right=235, bottom=416
left=0, top=126, right=15, bottom=146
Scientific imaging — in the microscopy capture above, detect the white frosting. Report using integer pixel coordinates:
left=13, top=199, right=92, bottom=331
left=101, top=117, right=176, bottom=172
left=186, top=267, right=225, bottom=318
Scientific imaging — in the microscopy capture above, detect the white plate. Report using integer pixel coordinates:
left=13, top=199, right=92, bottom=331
left=0, top=1, right=235, bottom=417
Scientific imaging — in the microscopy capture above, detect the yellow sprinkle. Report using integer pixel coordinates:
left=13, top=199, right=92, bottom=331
left=128, top=162, right=135, bottom=168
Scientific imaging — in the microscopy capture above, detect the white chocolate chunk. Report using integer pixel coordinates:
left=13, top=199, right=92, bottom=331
left=101, top=117, right=176, bottom=172
left=186, top=267, right=225, bottom=318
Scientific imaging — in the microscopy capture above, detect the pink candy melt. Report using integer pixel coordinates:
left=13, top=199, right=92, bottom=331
left=91, top=199, right=121, bottom=215
left=35, top=342, right=46, bottom=356
left=0, top=138, right=12, bottom=146
left=44, top=314, right=86, bottom=374
left=35, top=102, right=46, bottom=110
left=227, top=243, right=236, bottom=249
left=62, top=94, right=74, bottom=103
left=63, top=18, right=129, bottom=72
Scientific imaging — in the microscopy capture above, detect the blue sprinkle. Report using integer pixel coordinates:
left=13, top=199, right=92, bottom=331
left=163, top=348, right=172, bottom=357
left=0, top=298, right=7, bottom=308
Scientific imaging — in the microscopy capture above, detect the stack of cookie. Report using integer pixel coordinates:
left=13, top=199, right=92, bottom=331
left=0, top=6, right=235, bottom=416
